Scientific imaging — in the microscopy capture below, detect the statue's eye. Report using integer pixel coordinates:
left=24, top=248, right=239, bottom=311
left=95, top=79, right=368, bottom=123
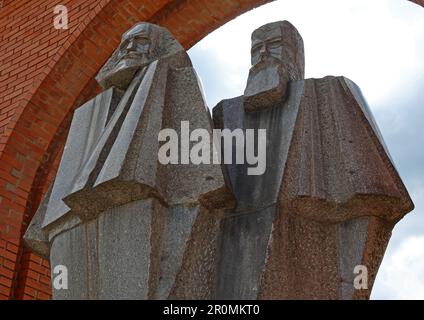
left=267, top=40, right=281, bottom=49
left=119, top=40, right=129, bottom=50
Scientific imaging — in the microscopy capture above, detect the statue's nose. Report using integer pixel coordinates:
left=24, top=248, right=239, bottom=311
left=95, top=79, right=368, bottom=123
left=259, top=44, right=268, bottom=55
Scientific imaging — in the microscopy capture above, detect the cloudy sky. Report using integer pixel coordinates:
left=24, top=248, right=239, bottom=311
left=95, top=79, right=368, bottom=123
left=188, top=0, right=424, bottom=299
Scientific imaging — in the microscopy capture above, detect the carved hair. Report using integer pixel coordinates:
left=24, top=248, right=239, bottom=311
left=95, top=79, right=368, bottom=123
left=96, top=22, right=184, bottom=88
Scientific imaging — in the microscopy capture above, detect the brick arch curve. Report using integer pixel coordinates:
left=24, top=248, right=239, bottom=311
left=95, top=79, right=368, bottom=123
left=0, top=0, right=272, bottom=299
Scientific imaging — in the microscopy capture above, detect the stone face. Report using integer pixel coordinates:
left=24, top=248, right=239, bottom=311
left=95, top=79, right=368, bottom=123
left=244, top=21, right=304, bottom=111
left=42, top=88, right=119, bottom=228
left=96, top=22, right=184, bottom=90
left=216, top=207, right=276, bottom=299
left=279, top=76, right=413, bottom=223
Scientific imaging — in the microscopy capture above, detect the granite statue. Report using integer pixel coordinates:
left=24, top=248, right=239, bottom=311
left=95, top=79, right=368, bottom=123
left=24, top=21, right=414, bottom=300
left=213, top=20, right=414, bottom=299
left=24, top=22, right=233, bottom=299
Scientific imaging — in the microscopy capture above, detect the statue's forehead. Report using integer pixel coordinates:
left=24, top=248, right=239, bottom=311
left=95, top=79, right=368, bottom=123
left=122, top=24, right=151, bottom=41
left=252, top=27, right=282, bottom=46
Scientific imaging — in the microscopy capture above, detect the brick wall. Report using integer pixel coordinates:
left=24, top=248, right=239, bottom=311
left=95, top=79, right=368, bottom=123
left=0, top=0, right=112, bottom=300
left=0, top=0, right=271, bottom=300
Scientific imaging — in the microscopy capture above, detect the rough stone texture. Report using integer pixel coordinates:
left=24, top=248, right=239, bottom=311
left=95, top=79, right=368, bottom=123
left=279, top=76, right=413, bottom=223
left=41, top=88, right=120, bottom=228
left=168, top=206, right=223, bottom=299
left=49, top=222, right=89, bottom=300
left=48, top=199, right=223, bottom=299
left=96, top=23, right=184, bottom=90
left=244, top=21, right=304, bottom=111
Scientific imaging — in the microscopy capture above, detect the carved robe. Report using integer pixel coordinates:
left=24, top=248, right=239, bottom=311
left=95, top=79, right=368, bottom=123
left=25, top=50, right=233, bottom=299
left=213, top=76, right=413, bottom=299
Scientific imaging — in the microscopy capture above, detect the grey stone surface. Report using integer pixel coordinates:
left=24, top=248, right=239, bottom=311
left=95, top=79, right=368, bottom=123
left=160, top=66, right=233, bottom=209
left=49, top=199, right=165, bottom=299
left=213, top=80, right=304, bottom=213
left=96, top=199, right=159, bottom=299
left=42, top=88, right=118, bottom=228
left=48, top=198, right=223, bottom=299
left=338, top=217, right=369, bottom=283
left=155, top=205, right=198, bottom=299
left=279, top=76, right=414, bottom=223
left=338, top=217, right=369, bottom=299
left=50, top=223, right=88, bottom=300
left=63, top=69, right=148, bottom=216
left=244, top=21, right=304, bottom=111
left=95, top=61, right=160, bottom=188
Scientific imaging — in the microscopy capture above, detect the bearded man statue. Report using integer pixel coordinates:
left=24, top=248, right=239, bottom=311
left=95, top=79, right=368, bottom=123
left=213, top=21, right=414, bottom=300
left=24, top=22, right=233, bottom=300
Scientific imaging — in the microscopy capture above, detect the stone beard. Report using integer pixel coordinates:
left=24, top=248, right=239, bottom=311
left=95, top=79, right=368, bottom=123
left=244, top=57, right=288, bottom=109
left=96, top=22, right=183, bottom=91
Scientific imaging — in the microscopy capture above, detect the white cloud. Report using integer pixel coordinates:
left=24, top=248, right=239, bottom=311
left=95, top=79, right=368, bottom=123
left=372, top=235, right=424, bottom=300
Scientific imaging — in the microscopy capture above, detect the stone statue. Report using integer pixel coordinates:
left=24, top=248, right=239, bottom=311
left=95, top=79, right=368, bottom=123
left=24, top=20, right=414, bottom=300
left=212, top=21, right=414, bottom=299
left=24, top=22, right=233, bottom=299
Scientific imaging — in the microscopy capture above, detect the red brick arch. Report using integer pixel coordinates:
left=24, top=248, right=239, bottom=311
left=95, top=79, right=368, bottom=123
left=1, top=0, right=421, bottom=300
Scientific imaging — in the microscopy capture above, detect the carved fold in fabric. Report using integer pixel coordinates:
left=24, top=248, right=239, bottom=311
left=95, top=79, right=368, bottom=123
left=280, top=76, right=413, bottom=223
